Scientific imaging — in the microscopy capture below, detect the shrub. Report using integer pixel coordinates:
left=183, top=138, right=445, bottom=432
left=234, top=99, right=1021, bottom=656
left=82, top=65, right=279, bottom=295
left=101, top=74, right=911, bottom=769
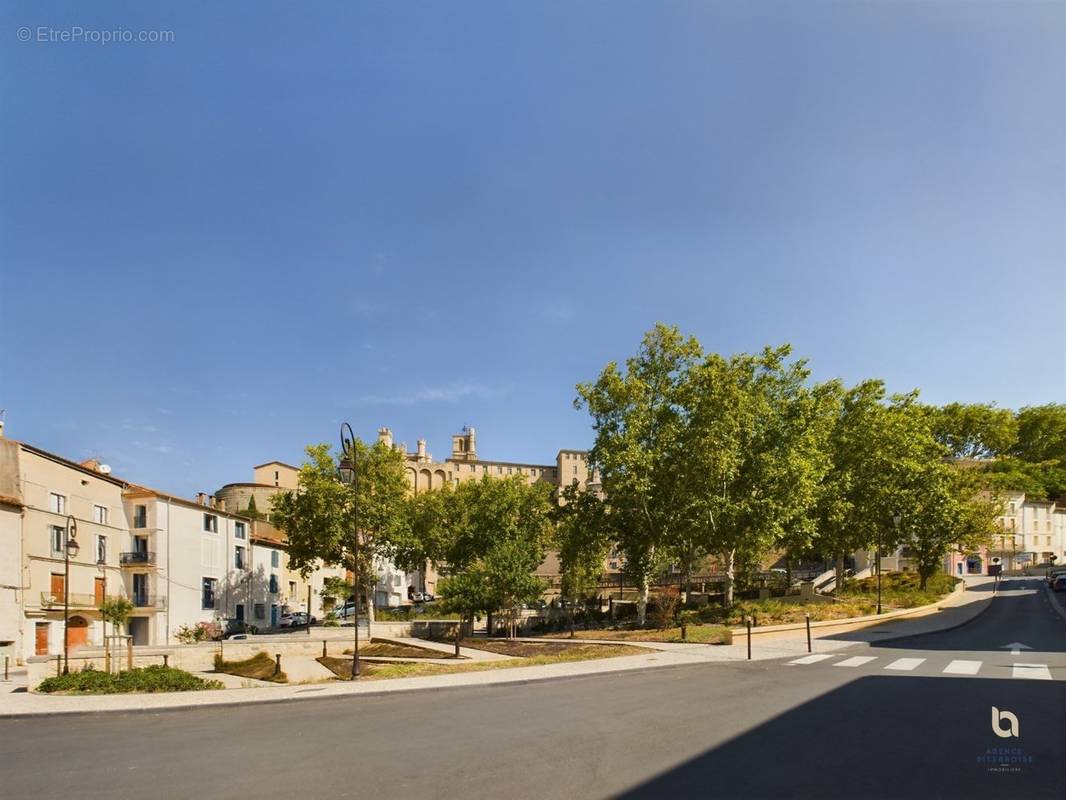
left=650, top=588, right=680, bottom=629
left=38, top=665, right=223, bottom=694
left=174, top=622, right=216, bottom=644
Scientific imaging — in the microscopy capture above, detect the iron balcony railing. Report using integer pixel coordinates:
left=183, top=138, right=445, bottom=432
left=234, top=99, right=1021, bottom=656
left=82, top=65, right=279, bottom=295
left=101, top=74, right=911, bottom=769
left=120, top=551, right=156, bottom=566
left=40, top=592, right=101, bottom=608
left=131, top=594, right=166, bottom=609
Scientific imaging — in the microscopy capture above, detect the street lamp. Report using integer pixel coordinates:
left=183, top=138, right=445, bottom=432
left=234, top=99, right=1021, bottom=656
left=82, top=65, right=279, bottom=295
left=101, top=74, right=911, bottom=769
left=338, top=422, right=360, bottom=679
left=62, top=515, right=80, bottom=674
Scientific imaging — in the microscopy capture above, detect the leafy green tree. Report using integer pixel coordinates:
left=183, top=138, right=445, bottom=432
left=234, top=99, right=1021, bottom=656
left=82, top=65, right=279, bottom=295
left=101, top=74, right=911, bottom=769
left=99, top=596, right=134, bottom=637
left=1013, top=404, right=1066, bottom=464
left=401, top=475, right=553, bottom=650
left=683, top=348, right=835, bottom=606
left=576, top=324, right=703, bottom=624
left=319, top=575, right=354, bottom=611
left=271, top=439, right=409, bottom=635
left=928, top=402, right=1017, bottom=460
left=554, top=484, right=611, bottom=636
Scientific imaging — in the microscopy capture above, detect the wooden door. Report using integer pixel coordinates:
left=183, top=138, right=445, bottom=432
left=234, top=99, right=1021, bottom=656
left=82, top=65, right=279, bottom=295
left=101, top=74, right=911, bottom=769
left=94, top=577, right=106, bottom=605
left=35, top=622, right=49, bottom=655
left=49, top=573, right=64, bottom=602
left=66, top=616, right=89, bottom=649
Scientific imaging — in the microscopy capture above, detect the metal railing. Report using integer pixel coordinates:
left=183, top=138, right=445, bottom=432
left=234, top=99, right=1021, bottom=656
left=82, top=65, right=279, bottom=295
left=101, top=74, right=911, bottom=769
left=40, top=592, right=101, bottom=608
left=131, top=594, right=166, bottom=609
left=120, top=551, right=156, bottom=566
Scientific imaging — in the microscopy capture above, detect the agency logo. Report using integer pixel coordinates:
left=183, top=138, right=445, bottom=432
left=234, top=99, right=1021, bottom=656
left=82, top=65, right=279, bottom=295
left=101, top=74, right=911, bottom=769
left=991, top=706, right=1019, bottom=738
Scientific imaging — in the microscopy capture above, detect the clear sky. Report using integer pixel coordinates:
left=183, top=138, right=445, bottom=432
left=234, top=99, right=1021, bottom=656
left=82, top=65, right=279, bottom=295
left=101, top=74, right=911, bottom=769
left=1, top=2, right=1063, bottom=499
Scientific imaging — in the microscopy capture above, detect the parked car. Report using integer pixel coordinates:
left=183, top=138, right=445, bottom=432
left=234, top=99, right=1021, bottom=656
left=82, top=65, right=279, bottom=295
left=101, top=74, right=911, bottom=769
left=1051, top=576, right=1066, bottom=592
left=329, top=601, right=360, bottom=620
left=1045, top=567, right=1066, bottom=585
left=411, top=591, right=425, bottom=603
left=279, top=612, right=316, bottom=628
left=222, top=619, right=258, bottom=639
left=421, top=591, right=435, bottom=602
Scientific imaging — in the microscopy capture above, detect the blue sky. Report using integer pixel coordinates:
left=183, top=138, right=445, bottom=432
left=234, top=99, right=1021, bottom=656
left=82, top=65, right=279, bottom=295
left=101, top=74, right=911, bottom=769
left=2, top=2, right=1063, bottom=498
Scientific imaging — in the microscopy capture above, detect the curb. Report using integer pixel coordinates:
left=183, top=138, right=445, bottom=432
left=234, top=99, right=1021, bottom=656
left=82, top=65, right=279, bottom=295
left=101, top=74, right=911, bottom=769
left=854, top=581, right=999, bottom=645
left=0, top=653, right=706, bottom=720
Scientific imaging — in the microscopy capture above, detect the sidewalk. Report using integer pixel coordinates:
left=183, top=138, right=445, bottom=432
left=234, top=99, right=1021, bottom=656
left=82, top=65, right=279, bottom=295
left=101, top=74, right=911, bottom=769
left=0, top=577, right=1000, bottom=718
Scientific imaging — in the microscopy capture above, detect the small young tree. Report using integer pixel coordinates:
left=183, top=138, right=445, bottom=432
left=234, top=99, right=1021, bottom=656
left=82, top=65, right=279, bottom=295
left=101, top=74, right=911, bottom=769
left=554, top=484, right=611, bottom=637
left=99, top=596, right=134, bottom=637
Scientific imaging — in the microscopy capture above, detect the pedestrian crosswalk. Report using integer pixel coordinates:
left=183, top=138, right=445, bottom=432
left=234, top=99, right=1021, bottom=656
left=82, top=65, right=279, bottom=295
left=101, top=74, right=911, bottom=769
left=785, top=653, right=1062, bottom=680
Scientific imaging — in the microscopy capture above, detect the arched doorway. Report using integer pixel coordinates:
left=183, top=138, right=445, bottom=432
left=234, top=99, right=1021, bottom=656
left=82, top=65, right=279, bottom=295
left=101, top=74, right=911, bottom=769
left=66, top=616, right=89, bottom=649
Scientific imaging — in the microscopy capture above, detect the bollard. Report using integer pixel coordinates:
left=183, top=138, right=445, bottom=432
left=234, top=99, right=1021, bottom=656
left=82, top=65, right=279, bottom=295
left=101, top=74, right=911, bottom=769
left=56, top=655, right=62, bottom=676
left=322, top=640, right=327, bottom=658
left=746, top=618, right=752, bottom=660
left=805, top=613, right=812, bottom=653
left=163, top=654, right=169, bottom=668
left=4, top=655, right=8, bottom=681
left=274, top=654, right=282, bottom=676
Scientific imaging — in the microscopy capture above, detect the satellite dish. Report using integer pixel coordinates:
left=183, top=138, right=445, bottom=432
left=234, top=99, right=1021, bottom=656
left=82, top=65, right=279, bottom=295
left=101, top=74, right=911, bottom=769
left=98, top=464, right=112, bottom=475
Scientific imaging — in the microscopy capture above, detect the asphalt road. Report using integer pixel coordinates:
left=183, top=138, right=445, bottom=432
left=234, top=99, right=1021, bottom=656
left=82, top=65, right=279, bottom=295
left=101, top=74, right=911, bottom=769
left=2, top=578, right=1063, bottom=800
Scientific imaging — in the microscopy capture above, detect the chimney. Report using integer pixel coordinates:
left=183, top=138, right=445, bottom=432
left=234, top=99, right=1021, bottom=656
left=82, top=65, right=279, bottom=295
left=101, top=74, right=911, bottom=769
left=196, top=492, right=207, bottom=506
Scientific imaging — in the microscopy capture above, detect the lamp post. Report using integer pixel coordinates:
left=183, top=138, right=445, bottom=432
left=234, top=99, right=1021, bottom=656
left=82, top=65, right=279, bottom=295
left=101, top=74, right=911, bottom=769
left=338, top=422, right=360, bottom=679
left=62, top=515, right=80, bottom=674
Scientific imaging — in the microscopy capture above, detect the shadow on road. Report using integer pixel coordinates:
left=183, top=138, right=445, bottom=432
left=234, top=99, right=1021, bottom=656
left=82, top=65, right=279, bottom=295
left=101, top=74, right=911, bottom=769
left=618, top=676, right=1066, bottom=799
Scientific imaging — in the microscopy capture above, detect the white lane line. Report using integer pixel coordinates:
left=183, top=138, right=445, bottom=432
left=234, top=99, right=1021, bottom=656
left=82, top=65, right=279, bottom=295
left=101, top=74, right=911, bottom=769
left=1013, top=663, right=1052, bottom=681
left=885, top=657, right=926, bottom=671
left=788, top=654, right=834, bottom=665
left=943, top=660, right=982, bottom=675
left=833, top=656, right=878, bottom=668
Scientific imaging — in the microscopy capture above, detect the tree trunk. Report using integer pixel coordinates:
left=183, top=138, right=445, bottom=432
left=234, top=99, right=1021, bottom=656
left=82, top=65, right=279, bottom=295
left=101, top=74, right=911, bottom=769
left=569, top=605, right=575, bottom=638
left=636, top=575, right=649, bottom=627
left=723, top=549, right=736, bottom=607
left=454, top=616, right=463, bottom=657
left=363, top=583, right=375, bottom=640
left=835, top=553, right=845, bottom=594
left=785, top=557, right=792, bottom=587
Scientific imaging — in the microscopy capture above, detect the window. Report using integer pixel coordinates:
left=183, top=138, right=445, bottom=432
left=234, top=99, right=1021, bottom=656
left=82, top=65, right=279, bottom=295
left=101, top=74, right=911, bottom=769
left=50, top=525, right=64, bottom=554
left=269, top=574, right=279, bottom=594
left=234, top=521, right=246, bottom=540
left=203, top=513, right=217, bottom=533
left=497, top=466, right=502, bottom=474
left=92, top=505, right=108, bottom=524
left=271, top=551, right=279, bottom=568
left=133, top=505, right=147, bottom=528
left=254, top=603, right=265, bottom=620
left=49, top=493, right=66, bottom=514
left=289, top=581, right=296, bottom=597
left=96, top=535, right=107, bottom=564
left=201, top=577, right=217, bottom=609
left=573, top=465, right=578, bottom=474
left=133, top=573, right=148, bottom=605
left=234, top=546, right=245, bottom=570
left=235, top=604, right=245, bottom=622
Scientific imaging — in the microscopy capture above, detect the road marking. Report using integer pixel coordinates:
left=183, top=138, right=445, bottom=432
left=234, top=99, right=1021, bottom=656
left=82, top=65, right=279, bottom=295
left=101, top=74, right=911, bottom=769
left=884, top=658, right=926, bottom=671
left=788, top=654, right=834, bottom=665
left=1012, top=663, right=1052, bottom=681
left=943, top=660, right=982, bottom=675
left=833, top=656, right=877, bottom=668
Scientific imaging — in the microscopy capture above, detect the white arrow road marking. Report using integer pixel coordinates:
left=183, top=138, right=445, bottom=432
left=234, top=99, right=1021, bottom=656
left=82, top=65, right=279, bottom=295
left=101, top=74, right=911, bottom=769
left=943, top=660, right=982, bottom=675
left=885, top=657, right=926, bottom=671
left=1012, top=663, right=1052, bottom=680
left=833, top=656, right=877, bottom=668
left=1001, top=642, right=1032, bottom=656
left=788, top=654, right=834, bottom=665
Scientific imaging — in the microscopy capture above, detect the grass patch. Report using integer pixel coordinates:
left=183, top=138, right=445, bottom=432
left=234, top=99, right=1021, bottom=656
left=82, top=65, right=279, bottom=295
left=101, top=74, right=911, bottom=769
left=837, top=572, right=958, bottom=609
left=316, top=641, right=643, bottom=681
left=37, top=665, right=223, bottom=694
left=540, top=625, right=732, bottom=644
left=214, top=651, right=287, bottom=683
left=343, top=639, right=456, bottom=659
left=376, top=604, right=460, bottom=621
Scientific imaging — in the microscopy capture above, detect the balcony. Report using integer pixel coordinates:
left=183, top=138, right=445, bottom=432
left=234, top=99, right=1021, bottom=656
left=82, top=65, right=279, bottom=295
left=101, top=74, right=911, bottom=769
left=131, top=593, right=166, bottom=609
left=120, top=551, right=156, bottom=567
left=39, top=592, right=102, bottom=609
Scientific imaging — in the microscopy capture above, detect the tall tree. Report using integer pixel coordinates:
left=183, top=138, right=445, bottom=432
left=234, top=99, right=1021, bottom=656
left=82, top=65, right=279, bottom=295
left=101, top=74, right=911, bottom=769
left=270, top=439, right=409, bottom=634
left=400, top=475, right=553, bottom=648
left=684, top=347, right=833, bottom=606
left=1012, top=404, right=1066, bottom=465
left=928, top=402, right=1017, bottom=460
left=554, top=484, right=612, bottom=636
left=576, top=324, right=703, bottom=625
